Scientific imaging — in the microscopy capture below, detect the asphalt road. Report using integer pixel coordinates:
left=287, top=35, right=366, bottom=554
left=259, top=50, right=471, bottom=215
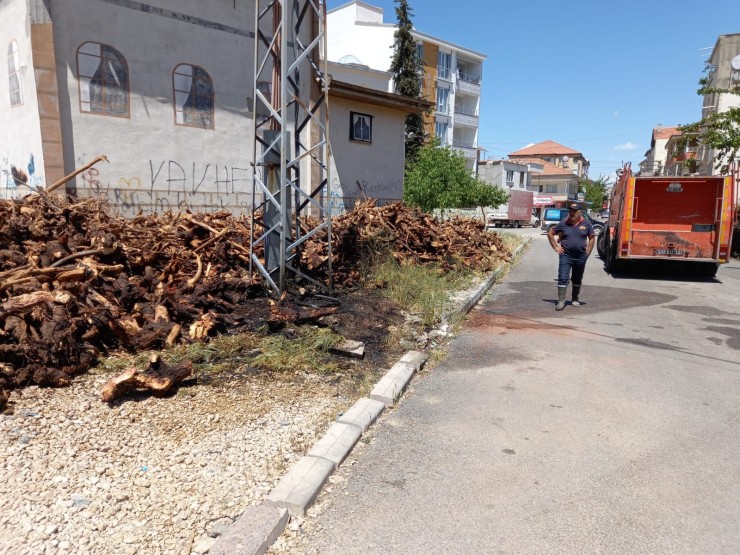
left=289, top=229, right=740, bottom=554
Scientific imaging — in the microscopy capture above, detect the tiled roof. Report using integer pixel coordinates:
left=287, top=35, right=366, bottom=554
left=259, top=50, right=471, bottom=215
left=652, top=126, right=681, bottom=141
left=508, top=157, right=577, bottom=177
left=508, top=140, right=582, bottom=157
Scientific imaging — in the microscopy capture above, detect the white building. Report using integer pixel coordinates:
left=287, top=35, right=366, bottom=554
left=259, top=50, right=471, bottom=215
left=326, top=60, right=431, bottom=215
left=1, top=0, right=256, bottom=213
left=697, top=33, right=740, bottom=178
left=327, top=0, right=485, bottom=170
left=1, top=0, right=423, bottom=216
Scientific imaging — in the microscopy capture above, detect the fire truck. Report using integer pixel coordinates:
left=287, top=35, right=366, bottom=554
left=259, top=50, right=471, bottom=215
left=598, top=163, right=737, bottom=277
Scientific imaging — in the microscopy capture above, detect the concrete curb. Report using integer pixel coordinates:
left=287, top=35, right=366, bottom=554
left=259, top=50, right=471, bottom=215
left=209, top=237, right=531, bottom=554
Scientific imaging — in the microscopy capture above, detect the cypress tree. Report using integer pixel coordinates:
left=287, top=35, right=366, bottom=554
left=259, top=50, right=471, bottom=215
left=389, top=0, right=425, bottom=160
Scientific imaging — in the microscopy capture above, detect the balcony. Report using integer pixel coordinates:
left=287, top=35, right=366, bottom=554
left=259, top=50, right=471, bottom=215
left=437, top=66, right=452, bottom=81
left=452, top=141, right=477, bottom=159
left=454, top=105, right=479, bottom=128
left=456, top=77, right=480, bottom=97
left=456, top=70, right=481, bottom=85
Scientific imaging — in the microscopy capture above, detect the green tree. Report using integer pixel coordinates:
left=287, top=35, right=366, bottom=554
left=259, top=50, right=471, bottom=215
left=677, top=63, right=740, bottom=175
left=578, top=175, right=609, bottom=210
left=389, top=0, right=424, bottom=160
left=403, top=142, right=508, bottom=215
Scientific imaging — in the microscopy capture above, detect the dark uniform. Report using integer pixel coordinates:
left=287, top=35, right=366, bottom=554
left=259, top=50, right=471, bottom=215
left=553, top=216, right=594, bottom=288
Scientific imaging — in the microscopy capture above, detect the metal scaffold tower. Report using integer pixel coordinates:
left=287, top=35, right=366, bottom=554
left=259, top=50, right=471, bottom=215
left=249, top=0, right=332, bottom=295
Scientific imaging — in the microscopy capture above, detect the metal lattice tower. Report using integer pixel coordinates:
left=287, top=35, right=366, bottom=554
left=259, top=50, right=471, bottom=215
left=249, top=0, right=332, bottom=295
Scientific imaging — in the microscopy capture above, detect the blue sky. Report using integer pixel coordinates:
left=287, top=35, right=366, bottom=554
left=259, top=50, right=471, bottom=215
left=327, top=0, right=738, bottom=182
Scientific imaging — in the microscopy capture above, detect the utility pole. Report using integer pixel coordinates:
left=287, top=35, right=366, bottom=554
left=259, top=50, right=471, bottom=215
left=249, top=0, right=332, bottom=295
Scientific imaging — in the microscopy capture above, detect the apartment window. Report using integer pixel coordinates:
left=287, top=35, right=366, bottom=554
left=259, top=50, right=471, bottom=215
left=349, top=111, right=372, bottom=143
left=436, top=87, right=449, bottom=114
left=437, top=51, right=451, bottom=79
left=173, top=64, right=214, bottom=129
left=520, top=172, right=525, bottom=185
left=77, top=42, right=129, bottom=116
left=435, top=121, right=448, bottom=145
left=506, top=170, right=514, bottom=182
left=8, top=40, right=22, bottom=106
left=416, top=43, right=423, bottom=64
left=545, top=184, right=558, bottom=193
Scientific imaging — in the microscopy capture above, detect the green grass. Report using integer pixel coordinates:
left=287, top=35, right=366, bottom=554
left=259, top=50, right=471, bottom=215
left=368, top=258, right=474, bottom=327
left=99, top=326, right=344, bottom=378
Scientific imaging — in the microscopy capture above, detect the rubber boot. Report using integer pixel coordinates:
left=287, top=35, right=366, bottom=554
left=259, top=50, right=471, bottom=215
left=571, top=285, right=581, bottom=307
left=555, top=286, right=567, bottom=311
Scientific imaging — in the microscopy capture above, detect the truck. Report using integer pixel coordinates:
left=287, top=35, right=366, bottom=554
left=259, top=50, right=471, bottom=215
left=486, top=189, right=536, bottom=228
left=598, top=163, right=737, bottom=277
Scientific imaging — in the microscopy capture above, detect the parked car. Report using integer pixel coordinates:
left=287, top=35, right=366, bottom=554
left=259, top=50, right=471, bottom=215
left=540, top=207, right=604, bottom=235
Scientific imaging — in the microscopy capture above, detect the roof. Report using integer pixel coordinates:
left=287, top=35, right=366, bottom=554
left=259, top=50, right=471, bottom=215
left=508, top=140, right=582, bottom=157
left=328, top=79, right=433, bottom=112
left=652, top=126, right=681, bottom=141
left=507, top=157, right=578, bottom=177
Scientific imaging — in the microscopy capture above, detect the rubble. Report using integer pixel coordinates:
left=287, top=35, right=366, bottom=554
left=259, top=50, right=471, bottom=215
left=0, top=192, right=511, bottom=410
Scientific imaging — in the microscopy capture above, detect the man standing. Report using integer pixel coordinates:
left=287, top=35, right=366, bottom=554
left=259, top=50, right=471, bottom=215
left=547, top=203, right=595, bottom=311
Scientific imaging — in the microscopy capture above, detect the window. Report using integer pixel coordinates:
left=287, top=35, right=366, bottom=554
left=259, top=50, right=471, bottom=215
left=436, top=87, right=449, bottom=114
left=437, top=52, right=451, bottom=79
left=506, top=170, right=514, bottom=182
left=8, top=40, right=22, bottom=106
left=520, top=172, right=525, bottom=185
left=349, top=111, right=372, bottom=143
left=435, top=121, right=448, bottom=145
left=545, top=184, right=558, bottom=193
left=173, top=64, right=214, bottom=129
left=77, top=42, right=129, bottom=116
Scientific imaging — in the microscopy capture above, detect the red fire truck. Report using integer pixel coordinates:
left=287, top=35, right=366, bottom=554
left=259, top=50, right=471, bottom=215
left=598, top=163, right=737, bottom=277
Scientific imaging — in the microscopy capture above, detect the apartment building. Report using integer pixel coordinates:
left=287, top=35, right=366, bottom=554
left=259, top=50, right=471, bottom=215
left=638, top=126, right=681, bottom=176
left=696, top=33, right=740, bottom=176
left=508, top=140, right=589, bottom=178
left=326, top=1, right=485, bottom=170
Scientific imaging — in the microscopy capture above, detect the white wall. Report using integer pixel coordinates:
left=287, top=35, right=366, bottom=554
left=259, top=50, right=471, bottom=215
left=328, top=97, right=405, bottom=215
left=0, top=0, right=45, bottom=199
left=327, top=61, right=391, bottom=91
left=50, top=0, right=256, bottom=215
left=327, top=5, right=395, bottom=77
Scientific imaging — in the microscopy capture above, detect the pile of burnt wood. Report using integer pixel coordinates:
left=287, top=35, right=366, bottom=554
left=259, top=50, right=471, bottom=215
left=0, top=193, right=510, bottom=410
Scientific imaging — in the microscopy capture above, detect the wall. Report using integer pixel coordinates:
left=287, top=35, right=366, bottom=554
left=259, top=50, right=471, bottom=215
left=327, top=61, right=391, bottom=91
left=328, top=96, right=405, bottom=215
left=50, top=0, right=256, bottom=215
left=327, top=5, right=395, bottom=84
left=0, top=0, right=46, bottom=199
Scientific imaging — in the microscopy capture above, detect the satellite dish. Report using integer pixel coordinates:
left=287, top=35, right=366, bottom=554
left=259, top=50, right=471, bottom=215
left=562, top=156, right=569, bottom=162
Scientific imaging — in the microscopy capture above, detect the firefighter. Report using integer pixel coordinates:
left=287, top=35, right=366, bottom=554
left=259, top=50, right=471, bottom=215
left=547, top=203, right=595, bottom=311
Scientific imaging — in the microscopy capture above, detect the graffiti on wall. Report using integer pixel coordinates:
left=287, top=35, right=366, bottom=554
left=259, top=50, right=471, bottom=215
left=76, top=158, right=254, bottom=216
left=328, top=175, right=402, bottom=216
left=1, top=152, right=41, bottom=200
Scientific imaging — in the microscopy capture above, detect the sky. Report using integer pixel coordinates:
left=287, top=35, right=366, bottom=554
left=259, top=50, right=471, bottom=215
left=326, top=0, right=738, bottom=182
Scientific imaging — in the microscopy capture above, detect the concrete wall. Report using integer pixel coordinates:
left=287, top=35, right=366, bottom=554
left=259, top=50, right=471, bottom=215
left=328, top=96, right=405, bottom=215
left=327, top=5, right=395, bottom=77
left=49, top=0, right=256, bottom=215
left=327, top=61, right=391, bottom=91
left=0, top=0, right=45, bottom=199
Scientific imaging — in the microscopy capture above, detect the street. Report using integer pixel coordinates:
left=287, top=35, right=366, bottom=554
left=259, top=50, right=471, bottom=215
left=276, top=228, right=740, bottom=554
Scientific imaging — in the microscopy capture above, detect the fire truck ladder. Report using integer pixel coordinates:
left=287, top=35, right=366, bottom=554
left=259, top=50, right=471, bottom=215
left=249, top=0, right=332, bottom=295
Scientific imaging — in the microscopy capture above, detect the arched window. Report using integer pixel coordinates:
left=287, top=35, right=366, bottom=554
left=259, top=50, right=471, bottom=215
left=8, top=40, right=22, bottom=107
left=77, top=42, right=129, bottom=117
left=173, top=64, right=214, bottom=129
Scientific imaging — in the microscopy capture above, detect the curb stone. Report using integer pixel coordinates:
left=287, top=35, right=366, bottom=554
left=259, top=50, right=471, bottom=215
left=208, top=236, right=530, bottom=554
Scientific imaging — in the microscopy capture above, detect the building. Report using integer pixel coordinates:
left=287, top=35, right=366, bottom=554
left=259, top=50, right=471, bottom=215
left=1, top=0, right=256, bottom=212
left=326, top=60, right=431, bottom=215
left=663, top=130, right=699, bottom=177
left=477, top=158, right=543, bottom=194
left=508, top=156, right=581, bottom=209
left=326, top=0, right=485, bottom=170
left=508, top=140, right=589, bottom=178
left=638, top=125, right=681, bottom=176
left=696, top=33, right=740, bottom=177
left=1, top=0, right=422, bottom=216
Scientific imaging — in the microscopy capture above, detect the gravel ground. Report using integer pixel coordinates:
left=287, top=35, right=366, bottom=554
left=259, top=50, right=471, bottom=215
left=0, top=369, right=347, bottom=555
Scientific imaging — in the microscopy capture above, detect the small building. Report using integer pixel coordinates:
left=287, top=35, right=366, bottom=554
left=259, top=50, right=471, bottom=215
left=326, top=60, right=431, bottom=215
left=508, top=140, right=589, bottom=178
left=638, top=125, right=681, bottom=176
